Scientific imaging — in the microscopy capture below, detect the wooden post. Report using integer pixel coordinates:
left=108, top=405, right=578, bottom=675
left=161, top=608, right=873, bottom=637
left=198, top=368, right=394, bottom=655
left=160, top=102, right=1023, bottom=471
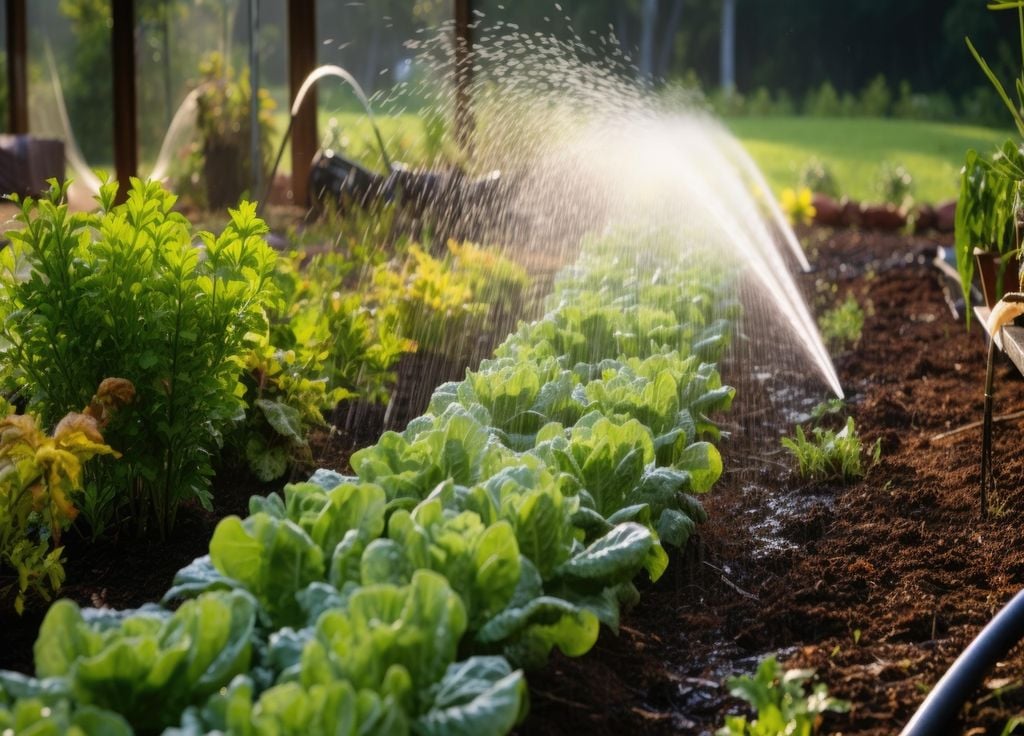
left=6, top=0, right=27, bottom=133
left=112, top=0, right=138, bottom=199
left=287, top=0, right=316, bottom=206
left=453, top=0, right=474, bottom=151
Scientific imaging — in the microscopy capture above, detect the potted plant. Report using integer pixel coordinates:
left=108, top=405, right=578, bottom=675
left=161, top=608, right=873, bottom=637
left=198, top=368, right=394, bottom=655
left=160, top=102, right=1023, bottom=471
left=955, top=3, right=1024, bottom=319
left=189, top=52, right=277, bottom=209
left=955, top=141, right=1023, bottom=315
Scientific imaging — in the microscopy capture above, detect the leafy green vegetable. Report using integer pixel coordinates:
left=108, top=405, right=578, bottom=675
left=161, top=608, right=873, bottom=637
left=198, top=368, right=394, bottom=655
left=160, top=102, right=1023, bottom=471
left=300, top=570, right=473, bottom=716
left=717, top=657, right=849, bottom=736
left=31, top=590, right=256, bottom=731
left=361, top=497, right=521, bottom=630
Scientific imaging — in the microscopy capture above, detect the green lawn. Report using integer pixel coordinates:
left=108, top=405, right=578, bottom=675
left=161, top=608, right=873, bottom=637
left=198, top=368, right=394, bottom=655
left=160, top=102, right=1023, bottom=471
left=272, top=111, right=1011, bottom=205
left=725, top=116, right=1012, bottom=204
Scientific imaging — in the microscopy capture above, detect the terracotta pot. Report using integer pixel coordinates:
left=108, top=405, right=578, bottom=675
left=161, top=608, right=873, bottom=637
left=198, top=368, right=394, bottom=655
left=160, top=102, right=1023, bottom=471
left=974, top=247, right=1021, bottom=309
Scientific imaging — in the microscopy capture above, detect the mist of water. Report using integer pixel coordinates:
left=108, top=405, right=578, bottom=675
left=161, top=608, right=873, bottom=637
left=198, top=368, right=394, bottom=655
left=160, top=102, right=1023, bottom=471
left=376, top=20, right=844, bottom=399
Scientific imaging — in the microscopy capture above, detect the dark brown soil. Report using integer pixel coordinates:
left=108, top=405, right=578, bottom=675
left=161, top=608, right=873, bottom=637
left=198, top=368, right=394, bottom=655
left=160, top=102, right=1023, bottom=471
left=5, top=226, right=1024, bottom=735
left=521, top=227, right=1024, bottom=735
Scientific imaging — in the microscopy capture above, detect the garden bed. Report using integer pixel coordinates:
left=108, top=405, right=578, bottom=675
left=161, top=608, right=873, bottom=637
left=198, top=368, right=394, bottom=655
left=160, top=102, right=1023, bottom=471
left=3, top=222, right=1022, bottom=733
left=519, top=226, right=1024, bottom=735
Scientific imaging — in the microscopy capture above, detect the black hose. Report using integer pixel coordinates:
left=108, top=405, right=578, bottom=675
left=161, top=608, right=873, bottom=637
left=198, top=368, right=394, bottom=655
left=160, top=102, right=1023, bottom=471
left=900, top=588, right=1024, bottom=735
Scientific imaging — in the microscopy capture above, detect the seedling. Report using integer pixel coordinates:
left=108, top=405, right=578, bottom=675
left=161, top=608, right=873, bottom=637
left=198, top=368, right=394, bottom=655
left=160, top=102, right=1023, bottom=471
left=818, top=295, right=865, bottom=351
left=782, top=417, right=880, bottom=482
left=718, top=656, right=850, bottom=736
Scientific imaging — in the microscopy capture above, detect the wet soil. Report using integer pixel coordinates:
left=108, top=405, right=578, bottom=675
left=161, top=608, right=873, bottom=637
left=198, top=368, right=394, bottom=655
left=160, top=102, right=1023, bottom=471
left=521, top=227, right=1024, bottom=735
left=4, top=226, right=1023, bottom=735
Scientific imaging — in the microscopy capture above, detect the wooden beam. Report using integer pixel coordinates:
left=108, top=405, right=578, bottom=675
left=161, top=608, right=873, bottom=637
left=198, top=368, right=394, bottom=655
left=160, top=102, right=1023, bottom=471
left=6, top=0, right=27, bottom=133
left=287, top=0, right=317, bottom=206
left=111, top=0, right=138, bottom=199
left=453, top=0, right=474, bottom=151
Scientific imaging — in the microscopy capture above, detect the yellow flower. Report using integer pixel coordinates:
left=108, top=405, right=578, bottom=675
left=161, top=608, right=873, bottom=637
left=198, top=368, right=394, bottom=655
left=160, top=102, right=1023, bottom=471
left=780, top=186, right=817, bottom=226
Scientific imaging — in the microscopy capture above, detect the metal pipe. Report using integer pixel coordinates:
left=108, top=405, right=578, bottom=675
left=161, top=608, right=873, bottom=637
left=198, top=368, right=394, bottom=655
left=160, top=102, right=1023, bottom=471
left=980, top=335, right=996, bottom=519
left=901, top=589, right=1024, bottom=735
left=6, top=0, right=28, bottom=133
left=249, top=0, right=262, bottom=199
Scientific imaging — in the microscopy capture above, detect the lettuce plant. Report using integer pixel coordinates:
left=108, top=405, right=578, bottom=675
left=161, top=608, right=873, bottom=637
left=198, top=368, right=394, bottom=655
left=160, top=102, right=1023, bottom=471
left=20, top=590, right=257, bottom=732
left=0, top=179, right=277, bottom=539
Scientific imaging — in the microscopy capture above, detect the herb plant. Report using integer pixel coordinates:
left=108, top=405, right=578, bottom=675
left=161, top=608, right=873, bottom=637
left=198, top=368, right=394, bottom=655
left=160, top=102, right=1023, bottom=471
left=782, top=417, right=880, bottom=482
left=0, top=179, right=277, bottom=539
left=718, top=656, right=849, bottom=736
left=818, top=294, right=865, bottom=351
left=876, top=162, right=914, bottom=209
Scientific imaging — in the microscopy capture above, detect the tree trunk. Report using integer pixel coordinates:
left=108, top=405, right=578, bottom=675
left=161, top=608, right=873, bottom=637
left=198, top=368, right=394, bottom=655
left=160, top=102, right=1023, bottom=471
left=720, top=0, right=736, bottom=92
left=639, top=0, right=657, bottom=80
left=656, top=0, right=685, bottom=79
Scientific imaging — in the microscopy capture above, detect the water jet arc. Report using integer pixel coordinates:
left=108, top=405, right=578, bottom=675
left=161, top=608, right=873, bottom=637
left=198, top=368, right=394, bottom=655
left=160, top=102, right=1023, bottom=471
left=261, top=65, right=392, bottom=211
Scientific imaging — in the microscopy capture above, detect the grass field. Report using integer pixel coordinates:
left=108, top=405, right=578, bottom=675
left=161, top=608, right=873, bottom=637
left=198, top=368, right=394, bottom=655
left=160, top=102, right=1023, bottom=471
left=725, top=116, right=1011, bottom=204
left=272, top=111, right=1012, bottom=205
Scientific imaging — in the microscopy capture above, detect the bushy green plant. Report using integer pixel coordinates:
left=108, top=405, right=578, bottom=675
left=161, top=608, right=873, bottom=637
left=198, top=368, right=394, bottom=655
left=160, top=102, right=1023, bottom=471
left=859, top=74, right=892, bottom=117
left=804, top=82, right=842, bottom=117
left=818, top=294, right=864, bottom=350
left=235, top=339, right=345, bottom=482
left=782, top=417, right=879, bottom=483
left=876, top=162, right=914, bottom=208
left=718, top=657, right=849, bottom=736
left=375, top=241, right=529, bottom=356
left=798, top=158, right=840, bottom=199
left=269, top=248, right=412, bottom=406
left=0, top=179, right=277, bottom=539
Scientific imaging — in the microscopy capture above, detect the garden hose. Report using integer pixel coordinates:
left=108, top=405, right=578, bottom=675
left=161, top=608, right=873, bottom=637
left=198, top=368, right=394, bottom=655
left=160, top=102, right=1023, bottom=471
left=900, top=588, right=1024, bottom=735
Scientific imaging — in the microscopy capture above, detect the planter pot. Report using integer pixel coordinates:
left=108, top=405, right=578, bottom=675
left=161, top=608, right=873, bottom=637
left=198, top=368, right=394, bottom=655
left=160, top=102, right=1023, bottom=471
left=974, top=247, right=1021, bottom=309
left=203, top=141, right=245, bottom=209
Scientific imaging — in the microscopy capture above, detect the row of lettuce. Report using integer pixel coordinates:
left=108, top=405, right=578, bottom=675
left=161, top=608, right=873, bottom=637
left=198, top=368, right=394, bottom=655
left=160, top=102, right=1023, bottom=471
left=0, top=217, right=737, bottom=734
left=0, top=179, right=529, bottom=612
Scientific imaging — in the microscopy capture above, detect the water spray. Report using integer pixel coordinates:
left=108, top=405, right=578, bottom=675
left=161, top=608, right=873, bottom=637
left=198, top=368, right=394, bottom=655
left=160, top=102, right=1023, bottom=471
left=260, top=65, right=393, bottom=212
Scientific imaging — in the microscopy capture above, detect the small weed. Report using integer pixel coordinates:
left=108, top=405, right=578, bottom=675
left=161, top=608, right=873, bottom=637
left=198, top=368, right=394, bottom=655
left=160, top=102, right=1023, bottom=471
left=819, top=295, right=865, bottom=351
left=799, top=158, right=841, bottom=199
left=877, top=161, right=915, bottom=209
left=852, top=629, right=862, bottom=646
left=782, top=417, right=880, bottom=482
left=717, top=656, right=849, bottom=736
left=810, top=398, right=845, bottom=421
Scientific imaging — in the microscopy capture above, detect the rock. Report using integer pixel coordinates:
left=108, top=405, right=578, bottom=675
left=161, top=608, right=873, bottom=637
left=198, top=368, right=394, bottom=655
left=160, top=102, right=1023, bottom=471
left=935, top=199, right=957, bottom=233
left=860, top=204, right=906, bottom=231
left=840, top=198, right=863, bottom=228
left=811, top=193, right=844, bottom=227
left=912, top=203, right=937, bottom=232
